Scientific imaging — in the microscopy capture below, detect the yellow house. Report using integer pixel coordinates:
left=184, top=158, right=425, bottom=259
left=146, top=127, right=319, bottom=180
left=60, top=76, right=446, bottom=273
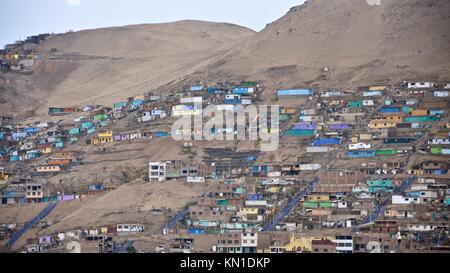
left=133, top=94, right=145, bottom=100
left=98, top=131, right=113, bottom=138
left=372, top=115, right=403, bottom=123
left=369, top=85, right=387, bottom=91
left=0, top=169, right=9, bottom=182
left=95, top=131, right=113, bottom=144
left=268, top=187, right=281, bottom=194
left=237, top=207, right=259, bottom=217
left=368, top=121, right=397, bottom=129
left=284, top=234, right=335, bottom=253
left=41, top=146, right=52, bottom=154
left=307, top=194, right=330, bottom=202
left=100, top=227, right=108, bottom=234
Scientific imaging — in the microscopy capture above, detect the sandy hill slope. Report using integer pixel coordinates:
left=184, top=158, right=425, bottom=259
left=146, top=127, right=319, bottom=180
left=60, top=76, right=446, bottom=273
left=205, top=0, right=450, bottom=91
left=2, top=1, right=450, bottom=115
left=1, top=20, right=255, bottom=116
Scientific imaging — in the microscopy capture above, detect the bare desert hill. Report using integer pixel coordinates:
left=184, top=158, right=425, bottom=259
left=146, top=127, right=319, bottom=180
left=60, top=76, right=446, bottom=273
left=205, top=0, right=450, bottom=92
left=1, top=20, right=255, bottom=116
left=2, top=1, right=450, bottom=115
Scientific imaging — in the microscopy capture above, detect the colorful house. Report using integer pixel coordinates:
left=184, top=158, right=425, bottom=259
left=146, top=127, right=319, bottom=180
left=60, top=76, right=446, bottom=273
left=367, top=180, right=394, bottom=193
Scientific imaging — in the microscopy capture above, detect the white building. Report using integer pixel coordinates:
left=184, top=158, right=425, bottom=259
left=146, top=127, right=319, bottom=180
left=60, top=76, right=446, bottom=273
left=392, top=195, right=420, bottom=205
left=241, top=233, right=258, bottom=248
left=362, top=100, right=375, bottom=106
left=180, top=97, right=203, bottom=104
left=299, top=164, right=321, bottom=171
left=334, top=235, right=353, bottom=253
left=403, top=224, right=437, bottom=232
left=428, top=138, right=450, bottom=145
left=349, top=143, right=371, bottom=150
left=444, top=83, right=450, bottom=90
left=149, top=162, right=167, bottom=182
left=363, top=91, right=382, bottom=97
left=434, top=91, right=449, bottom=97
left=117, top=224, right=145, bottom=234
left=407, top=82, right=434, bottom=89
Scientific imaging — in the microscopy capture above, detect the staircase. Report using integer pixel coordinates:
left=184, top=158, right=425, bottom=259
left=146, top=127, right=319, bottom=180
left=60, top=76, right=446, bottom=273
left=7, top=202, right=58, bottom=249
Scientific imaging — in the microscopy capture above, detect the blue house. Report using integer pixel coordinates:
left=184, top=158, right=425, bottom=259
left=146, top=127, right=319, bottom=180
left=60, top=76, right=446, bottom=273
left=26, top=150, right=40, bottom=160
left=12, top=132, right=27, bottom=141
left=348, top=150, right=376, bottom=158
left=68, top=127, right=81, bottom=135
left=190, top=85, right=204, bottom=92
left=232, top=87, right=254, bottom=95
left=23, top=127, right=40, bottom=134
left=313, top=138, right=341, bottom=146
left=277, top=89, right=313, bottom=97
left=379, top=106, right=402, bottom=113
left=81, top=122, right=94, bottom=129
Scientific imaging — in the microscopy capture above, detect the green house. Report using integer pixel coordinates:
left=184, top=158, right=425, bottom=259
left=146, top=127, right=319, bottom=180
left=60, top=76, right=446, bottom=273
left=367, top=180, right=394, bottom=187
left=348, top=101, right=362, bottom=108
left=303, top=201, right=331, bottom=209
left=216, top=199, right=229, bottom=206
left=431, top=147, right=442, bottom=154
left=445, top=198, right=450, bottom=206
left=280, top=114, right=290, bottom=121
left=284, top=129, right=315, bottom=137
left=68, top=127, right=81, bottom=135
left=93, top=114, right=107, bottom=122
left=240, top=81, right=258, bottom=87
left=402, top=106, right=414, bottom=114
left=376, top=149, right=397, bottom=156
left=113, top=102, right=128, bottom=110
left=404, top=116, right=439, bottom=123
left=367, top=180, right=394, bottom=193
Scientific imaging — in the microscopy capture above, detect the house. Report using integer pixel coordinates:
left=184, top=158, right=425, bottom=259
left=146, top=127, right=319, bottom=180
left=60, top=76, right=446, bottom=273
left=428, top=138, right=450, bottom=145
left=316, top=171, right=364, bottom=193
left=36, top=165, right=61, bottom=173
left=283, top=234, right=334, bottom=253
left=40, top=145, right=52, bottom=154
left=26, top=183, right=43, bottom=203
left=149, top=162, right=167, bottom=182
left=116, top=224, right=145, bottom=235
left=277, top=89, right=313, bottom=97
left=215, top=232, right=257, bottom=253
left=363, top=91, right=382, bottom=97
left=311, top=239, right=336, bottom=253
left=170, top=238, right=194, bottom=253
left=434, top=91, right=449, bottom=97
left=349, top=143, right=371, bottom=150
left=172, top=105, right=202, bottom=116
left=334, top=235, right=353, bottom=253
left=362, top=100, right=375, bottom=106
left=47, top=158, right=71, bottom=166
left=407, top=82, right=434, bottom=89
left=93, top=131, right=113, bottom=144
left=368, top=121, right=397, bottom=129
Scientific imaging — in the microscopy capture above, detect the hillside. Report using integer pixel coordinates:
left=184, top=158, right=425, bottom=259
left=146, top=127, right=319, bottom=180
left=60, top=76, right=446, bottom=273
left=204, top=0, right=450, bottom=92
left=0, top=20, right=255, bottom=116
